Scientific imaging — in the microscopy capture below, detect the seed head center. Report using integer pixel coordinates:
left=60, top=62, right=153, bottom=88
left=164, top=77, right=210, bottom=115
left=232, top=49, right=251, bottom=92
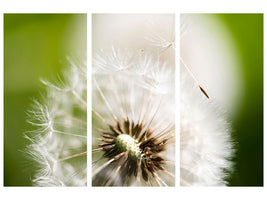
left=115, top=134, right=142, bottom=159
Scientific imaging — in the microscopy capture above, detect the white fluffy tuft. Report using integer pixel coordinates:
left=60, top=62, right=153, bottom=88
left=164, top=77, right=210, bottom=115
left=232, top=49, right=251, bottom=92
left=180, top=72, right=234, bottom=186
left=25, top=59, right=87, bottom=186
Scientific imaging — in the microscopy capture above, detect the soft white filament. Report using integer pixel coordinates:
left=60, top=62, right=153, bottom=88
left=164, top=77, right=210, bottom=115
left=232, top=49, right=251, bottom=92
left=92, top=48, right=175, bottom=186
left=26, top=59, right=87, bottom=186
left=180, top=14, right=235, bottom=186
left=92, top=14, right=175, bottom=186
left=180, top=72, right=233, bottom=186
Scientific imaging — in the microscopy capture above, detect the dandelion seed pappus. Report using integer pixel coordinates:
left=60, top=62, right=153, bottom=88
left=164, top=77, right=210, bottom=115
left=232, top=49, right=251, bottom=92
left=180, top=68, right=234, bottom=186
left=92, top=48, right=175, bottom=186
left=92, top=14, right=175, bottom=187
left=180, top=64, right=234, bottom=186
left=180, top=14, right=234, bottom=186
left=25, top=58, right=87, bottom=186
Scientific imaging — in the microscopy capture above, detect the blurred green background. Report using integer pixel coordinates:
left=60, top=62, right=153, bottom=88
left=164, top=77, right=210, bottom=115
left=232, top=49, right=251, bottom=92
left=218, top=14, right=263, bottom=186
left=4, top=14, right=263, bottom=186
left=4, top=14, right=87, bottom=186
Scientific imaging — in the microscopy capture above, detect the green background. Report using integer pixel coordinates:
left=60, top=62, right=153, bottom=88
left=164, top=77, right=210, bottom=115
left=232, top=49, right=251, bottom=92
left=4, top=14, right=87, bottom=186
left=219, top=14, right=263, bottom=186
left=4, top=14, right=263, bottom=186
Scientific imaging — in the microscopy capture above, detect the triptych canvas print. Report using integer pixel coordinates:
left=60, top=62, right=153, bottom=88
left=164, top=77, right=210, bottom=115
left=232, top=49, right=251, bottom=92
left=3, top=13, right=263, bottom=187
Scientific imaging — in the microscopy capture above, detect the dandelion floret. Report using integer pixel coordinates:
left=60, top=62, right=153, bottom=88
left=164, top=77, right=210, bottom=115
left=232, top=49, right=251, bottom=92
left=115, top=134, right=142, bottom=159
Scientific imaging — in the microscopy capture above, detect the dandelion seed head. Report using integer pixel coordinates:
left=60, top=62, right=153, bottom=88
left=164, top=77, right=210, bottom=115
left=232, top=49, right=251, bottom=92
left=26, top=59, right=87, bottom=186
left=92, top=14, right=175, bottom=186
left=92, top=47, right=175, bottom=186
left=115, top=134, right=142, bottom=159
left=180, top=73, right=234, bottom=186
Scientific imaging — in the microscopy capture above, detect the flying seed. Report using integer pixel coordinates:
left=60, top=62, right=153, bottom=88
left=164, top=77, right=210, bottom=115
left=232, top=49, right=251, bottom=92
left=199, top=85, right=210, bottom=99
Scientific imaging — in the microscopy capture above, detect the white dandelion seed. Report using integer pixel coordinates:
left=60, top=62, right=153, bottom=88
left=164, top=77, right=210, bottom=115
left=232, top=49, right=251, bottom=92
left=92, top=48, right=175, bottom=186
left=92, top=14, right=175, bottom=186
left=25, top=58, right=87, bottom=186
left=180, top=71, right=233, bottom=186
left=144, top=15, right=175, bottom=52
left=180, top=14, right=243, bottom=115
left=180, top=14, right=235, bottom=186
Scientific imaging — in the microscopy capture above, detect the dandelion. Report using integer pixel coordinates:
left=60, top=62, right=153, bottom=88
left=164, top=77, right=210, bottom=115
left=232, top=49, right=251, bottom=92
left=25, top=58, right=87, bottom=186
left=92, top=14, right=175, bottom=186
left=92, top=48, right=175, bottom=186
left=180, top=70, right=233, bottom=186
left=180, top=14, right=234, bottom=186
